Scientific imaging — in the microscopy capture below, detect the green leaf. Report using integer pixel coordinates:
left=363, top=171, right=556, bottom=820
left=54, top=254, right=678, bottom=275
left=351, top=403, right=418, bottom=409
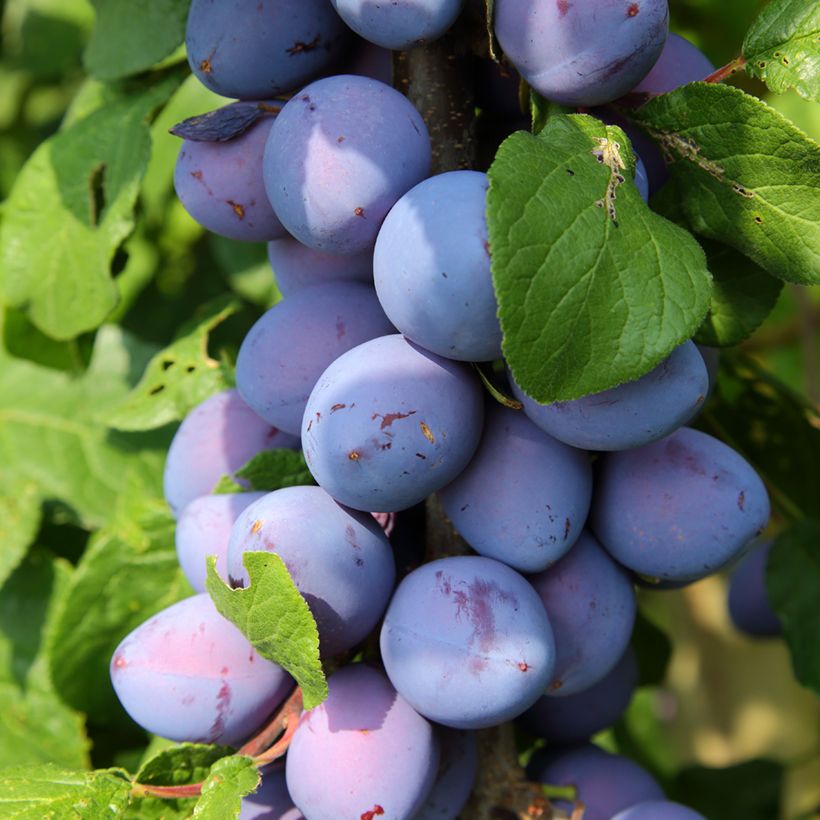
left=0, top=483, right=41, bottom=589
left=671, top=759, right=784, bottom=820
left=631, top=611, right=672, bottom=687
left=47, top=489, right=191, bottom=723
left=206, top=552, right=327, bottom=709
left=699, top=353, right=820, bottom=522
left=0, top=327, right=167, bottom=528
left=193, top=755, right=259, bottom=819
left=128, top=744, right=234, bottom=820
left=0, top=765, right=132, bottom=819
left=631, top=83, right=820, bottom=286
left=213, top=449, right=315, bottom=495
left=85, top=0, right=189, bottom=81
left=529, top=92, right=572, bottom=136
left=108, top=296, right=240, bottom=432
left=743, top=0, right=820, bottom=102
left=694, top=240, right=784, bottom=347
left=767, top=521, right=820, bottom=694
left=0, top=74, right=180, bottom=340
left=487, top=115, right=711, bottom=402
left=0, top=551, right=90, bottom=770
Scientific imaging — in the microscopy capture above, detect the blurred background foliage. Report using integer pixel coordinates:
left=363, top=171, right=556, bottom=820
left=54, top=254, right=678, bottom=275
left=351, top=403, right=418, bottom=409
left=0, top=0, right=818, bottom=818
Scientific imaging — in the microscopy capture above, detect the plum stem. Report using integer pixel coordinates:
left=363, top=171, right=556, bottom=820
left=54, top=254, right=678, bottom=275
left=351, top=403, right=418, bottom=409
left=704, top=56, right=747, bottom=84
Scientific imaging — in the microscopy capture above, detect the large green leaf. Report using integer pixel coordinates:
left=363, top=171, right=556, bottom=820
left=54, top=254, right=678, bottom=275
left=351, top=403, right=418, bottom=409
left=206, top=552, right=326, bottom=709
left=47, top=490, right=191, bottom=723
left=0, top=75, right=180, bottom=339
left=108, top=296, right=240, bottom=432
left=767, top=521, right=820, bottom=694
left=0, top=327, right=166, bottom=528
left=487, top=115, right=711, bottom=402
left=213, top=449, right=314, bottom=495
left=0, top=765, right=132, bottom=819
left=631, top=83, right=820, bottom=286
left=743, top=0, right=820, bottom=102
left=85, top=0, right=189, bottom=81
left=0, top=483, right=41, bottom=590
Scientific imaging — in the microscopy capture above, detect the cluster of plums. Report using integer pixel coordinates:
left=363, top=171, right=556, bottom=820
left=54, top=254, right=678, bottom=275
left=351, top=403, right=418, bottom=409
left=108, top=2, right=780, bottom=818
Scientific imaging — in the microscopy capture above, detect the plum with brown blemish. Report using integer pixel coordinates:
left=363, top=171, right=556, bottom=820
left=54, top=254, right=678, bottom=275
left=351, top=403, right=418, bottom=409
left=163, top=389, right=299, bottom=517
left=185, top=0, right=351, bottom=100
left=510, top=340, right=708, bottom=451
left=236, top=281, right=394, bottom=436
left=110, top=594, right=292, bottom=746
left=592, top=427, right=770, bottom=582
left=263, top=75, right=431, bottom=255
left=286, top=665, right=439, bottom=820
left=530, top=531, right=636, bottom=696
left=380, top=555, right=555, bottom=729
left=175, top=112, right=287, bottom=242
left=227, top=485, right=396, bottom=657
left=439, top=403, right=592, bottom=573
left=495, top=0, right=668, bottom=106
left=301, top=335, right=484, bottom=512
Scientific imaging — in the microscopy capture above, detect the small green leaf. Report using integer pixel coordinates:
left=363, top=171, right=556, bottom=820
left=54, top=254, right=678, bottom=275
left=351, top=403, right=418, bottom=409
left=0, top=74, right=180, bottom=340
left=47, top=489, right=191, bottom=723
left=699, top=353, right=820, bottom=521
left=694, top=240, right=784, bottom=347
left=214, top=449, right=315, bottom=496
left=529, top=92, right=571, bottom=136
left=0, top=765, right=132, bottom=819
left=85, top=0, right=189, bottom=81
left=108, top=296, right=241, bottom=432
left=767, top=521, right=820, bottom=694
left=129, top=744, right=235, bottom=820
left=0, top=483, right=41, bottom=589
left=206, top=553, right=327, bottom=709
left=743, top=0, right=820, bottom=102
left=193, top=756, right=260, bottom=819
left=631, top=83, right=820, bottom=286
left=488, top=114, right=711, bottom=402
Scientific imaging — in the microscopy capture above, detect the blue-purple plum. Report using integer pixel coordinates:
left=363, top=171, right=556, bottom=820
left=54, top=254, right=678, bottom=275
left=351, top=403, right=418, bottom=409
left=227, top=486, right=395, bottom=657
left=495, top=0, right=669, bottom=106
left=345, top=40, right=393, bottom=84
left=163, top=390, right=299, bottom=517
left=380, top=555, right=556, bottom=729
left=185, top=0, right=350, bottom=100
left=592, top=427, right=771, bottom=582
left=530, top=531, right=636, bottom=696
left=613, top=801, right=706, bottom=820
left=286, top=665, right=439, bottom=820
left=235, top=281, right=394, bottom=436
left=240, top=770, right=303, bottom=820
left=728, top=541, right=781, bottom=638
left=302, top=335, right=485, bottom=512
left=527, top=743, right=665, bottom=820
left=110, top=594, right=292, bottom=746
left=264, top=75, right=431, bottom=255
left=176, top=492, right=265, bottom=593
left=267, top=237, right=372, bottom=298
left=174, top=113, right=286, bottom=242
left=414, top=729, right=478, bottom=819
left=438, top=403, right=592, bottom=572
left=633, top=33, right=715, bottom=94
left=518, top=646, right=638, bottom=744
left=374, top=170, right=502, bottom=362
left=330, top=0, right=464, bottom=50
left=511, top=341, right=708, bottom=451
left=698, top=345, right=720, bottom=397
